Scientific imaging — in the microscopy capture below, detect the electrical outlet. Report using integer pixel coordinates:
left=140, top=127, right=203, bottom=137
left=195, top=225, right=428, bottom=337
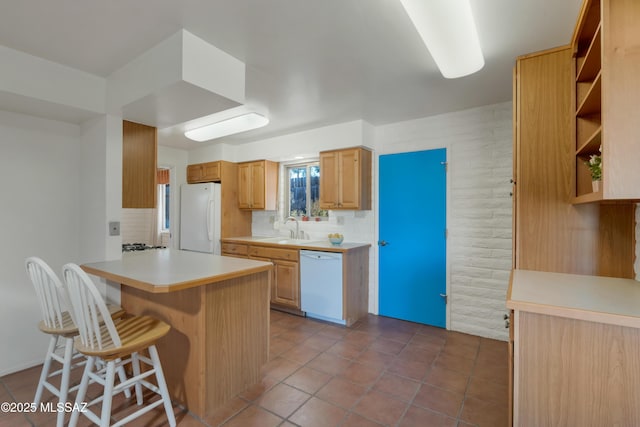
left=108, top=221, right=120, bottom=236
left=336, top=216, right=345, bottom=225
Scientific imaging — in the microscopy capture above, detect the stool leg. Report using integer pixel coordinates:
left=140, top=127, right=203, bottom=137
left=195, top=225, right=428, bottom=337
left=100, top=360, right=116, bottom=427
left=55, top=337, right=74, bottom=427
left=149, top=345, right=175, bottom=427
left=69, top=355, right=94, bottom=427
left=34, top=335, right=58, bottom=405
left=131, top=352, right=143, bottom=405
left=115, top=359, right=132, bottom=399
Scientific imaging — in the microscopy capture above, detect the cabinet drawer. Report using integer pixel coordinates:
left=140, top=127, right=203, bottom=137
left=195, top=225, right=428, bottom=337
left=221, top=243, right=248, bottom=257
left=249, top=246, right=299, bottom=261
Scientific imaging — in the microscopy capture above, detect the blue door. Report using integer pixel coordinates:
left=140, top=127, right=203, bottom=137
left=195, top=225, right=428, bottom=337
left=378, top=149, right=447, bottom=327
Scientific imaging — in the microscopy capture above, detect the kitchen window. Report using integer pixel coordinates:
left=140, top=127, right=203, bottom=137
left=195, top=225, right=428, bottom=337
left=286, top=162, right=326, bottom=219
left=157, top=168, right=170, bottom=231
left=159, top=183, right=170, bottom=230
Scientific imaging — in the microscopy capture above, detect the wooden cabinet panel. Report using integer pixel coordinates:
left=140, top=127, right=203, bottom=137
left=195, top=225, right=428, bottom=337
left=272, top=260, right=299, bottom=308
left=319, top=152, right=339, bottom=208
left=248, top=246, right=298, bottom=262
left=515, top=311, right=640, bottom=425
left=237, top=160, right=278, bottom=210
left=187, top=161, right=221, bottom=183
left=513, top=46, right=635, bottom=278
left=122, top=120, right=157, bottom=208
left=221, top=243, right=248, bottom=258
left=319, top=147, right=371, bottom=210
left=237, top=163, right=251, bottom=209
left=248, top=245, right=300, bottom=309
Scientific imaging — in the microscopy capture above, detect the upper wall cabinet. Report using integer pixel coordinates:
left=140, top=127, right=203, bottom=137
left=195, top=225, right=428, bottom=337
left=122, top=120, right=157, bottom=208
left=572, top=0, right=640, bottom=202
left=187, top=161, right=221, bottom=183
left=238, top=160, right=278, bottom=210
left=319, top=147, right=372, bottom=210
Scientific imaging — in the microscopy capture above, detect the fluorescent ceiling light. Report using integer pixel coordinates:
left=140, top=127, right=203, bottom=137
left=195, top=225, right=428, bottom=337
left=400, top=0, right=484, bottom=79
left=184, top=112, right=269, bottom=142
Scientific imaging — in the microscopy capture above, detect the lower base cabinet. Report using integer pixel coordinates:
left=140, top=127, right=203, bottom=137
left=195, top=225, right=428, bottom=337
left=222, top=242, right=300, bottom=310
left=508, top=270, right=640, bottom=426
left=222, top=241, right=370, bottom=325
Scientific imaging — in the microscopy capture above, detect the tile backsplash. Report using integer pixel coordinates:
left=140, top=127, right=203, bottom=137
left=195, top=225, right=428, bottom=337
left=121, top=208, right=157, bottom=245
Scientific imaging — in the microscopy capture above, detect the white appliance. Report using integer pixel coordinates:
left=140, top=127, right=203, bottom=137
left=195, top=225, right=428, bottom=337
left=179, top=183, right=221, bottom=254
left=300, top=250, right=344, bottom=325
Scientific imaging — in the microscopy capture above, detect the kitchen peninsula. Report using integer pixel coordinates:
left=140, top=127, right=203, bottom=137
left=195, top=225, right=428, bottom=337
left=81, top=249, right=273, bottom=418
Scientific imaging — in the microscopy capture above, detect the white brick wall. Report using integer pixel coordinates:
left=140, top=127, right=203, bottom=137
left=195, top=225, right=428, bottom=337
left=376, top=102, right=513, bottom=341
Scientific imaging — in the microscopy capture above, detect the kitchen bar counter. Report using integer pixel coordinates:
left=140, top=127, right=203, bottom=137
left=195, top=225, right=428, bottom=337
left=83, top=248, right=273, bottom=293
left=82, top=249, right=273, bottom=418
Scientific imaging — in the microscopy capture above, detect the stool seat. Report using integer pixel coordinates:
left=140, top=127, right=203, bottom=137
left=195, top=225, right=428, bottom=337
left=37, top=304, right=125, bottom=336
left=75, top=315, right=170, bottom=361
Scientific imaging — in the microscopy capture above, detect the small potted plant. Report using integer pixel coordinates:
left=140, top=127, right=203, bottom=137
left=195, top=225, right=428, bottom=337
left=585, top=151, right=602, bottom=192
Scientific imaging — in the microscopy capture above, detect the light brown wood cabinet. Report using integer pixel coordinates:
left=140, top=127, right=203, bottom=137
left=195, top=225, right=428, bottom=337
left=122, top=120, right=157, bottom=208
left=186, top=161, right=221, bottom=183
left=222, top=242, right=300, bottom=309
left=319, top=147, right=372, bottom=210
left=572, top=0, right=640, bottom=202
left=513, top=45, right=634, bottom=278
left=508, top=270, right=640, bottom=426
left=222, top=239, right=370, bottom=325
left=249, top=245, right=300, bottom=309
left=238, top=160, right=278, bottom=210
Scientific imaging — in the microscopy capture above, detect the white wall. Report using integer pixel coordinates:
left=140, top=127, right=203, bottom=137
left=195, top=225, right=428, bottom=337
left=375, top=102, right=513, bottom=341
left=78, top=116, right=123, bottom=305
left=0, top=111, right=82, bottom=375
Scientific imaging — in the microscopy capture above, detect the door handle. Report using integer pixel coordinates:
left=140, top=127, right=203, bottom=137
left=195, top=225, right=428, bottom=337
left=378, top=240, right=389, bottom=246
left=439, top=293, right=448, bottom=304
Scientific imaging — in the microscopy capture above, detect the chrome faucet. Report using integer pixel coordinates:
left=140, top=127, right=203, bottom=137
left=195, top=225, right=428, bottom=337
left=285, top=216, right=299, bottom=239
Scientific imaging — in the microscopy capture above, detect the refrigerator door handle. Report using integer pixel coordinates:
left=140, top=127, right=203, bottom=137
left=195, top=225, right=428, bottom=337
left=206, top=199, right=214, bottom=241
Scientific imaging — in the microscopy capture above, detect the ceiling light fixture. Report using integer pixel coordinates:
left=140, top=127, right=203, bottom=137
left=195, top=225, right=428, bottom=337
left=184, top=112, right=269, bottom=142
left=399, top=0, right=484, bottom=79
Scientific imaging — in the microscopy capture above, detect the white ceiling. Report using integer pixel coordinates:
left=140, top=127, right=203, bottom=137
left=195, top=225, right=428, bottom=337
left=0, top=0, right=582, bottom=148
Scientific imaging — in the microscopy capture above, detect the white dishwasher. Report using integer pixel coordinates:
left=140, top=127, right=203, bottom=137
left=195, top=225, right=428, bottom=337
left=300, top=250, right=344, bottom=325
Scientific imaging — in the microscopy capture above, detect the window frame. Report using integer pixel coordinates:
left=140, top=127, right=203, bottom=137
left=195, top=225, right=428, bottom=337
left=158, top=183, right=170, bottom=231
left=285, top=161, right=326, bottom=220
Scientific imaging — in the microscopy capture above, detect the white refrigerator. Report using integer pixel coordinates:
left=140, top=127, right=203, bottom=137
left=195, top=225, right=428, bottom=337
left=179, top=182, right=221, bottom=254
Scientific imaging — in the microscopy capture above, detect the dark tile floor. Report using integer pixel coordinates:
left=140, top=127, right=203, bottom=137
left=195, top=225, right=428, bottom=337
left=0, top=310, right=508, bottom=426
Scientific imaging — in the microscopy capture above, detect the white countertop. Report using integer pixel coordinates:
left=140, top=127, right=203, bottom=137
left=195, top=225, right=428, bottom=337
left=222, top=236, right=371, bottom=252
left=507, top=269, right=640, bottom=328
left=82, top=249, right=273, bottom=293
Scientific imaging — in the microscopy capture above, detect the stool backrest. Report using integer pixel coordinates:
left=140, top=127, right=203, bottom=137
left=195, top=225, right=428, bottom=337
left=25, top=257, right=69, bottom=330
left=62, top=263, right=121, bottom=350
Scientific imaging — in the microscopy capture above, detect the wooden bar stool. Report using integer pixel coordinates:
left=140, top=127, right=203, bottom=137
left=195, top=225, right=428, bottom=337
left=25, top=257, right=128, bottom=427
left=62, top=263, right=176, bottom=427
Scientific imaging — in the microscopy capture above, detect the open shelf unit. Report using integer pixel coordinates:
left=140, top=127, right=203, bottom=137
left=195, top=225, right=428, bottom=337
left=572, top=0, right=602, bottom=202
left=571, top=0, right=640, bottom=203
